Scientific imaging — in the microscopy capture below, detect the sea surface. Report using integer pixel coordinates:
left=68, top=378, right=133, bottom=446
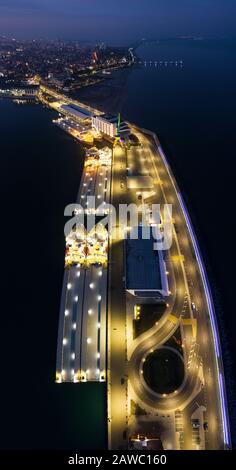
left=0, top=101, right=106, bottom=449
left=1, top=37, right=236, bottom=449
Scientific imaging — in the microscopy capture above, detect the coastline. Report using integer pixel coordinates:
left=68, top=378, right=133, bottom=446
left=73, top=67, right=133, bottom=115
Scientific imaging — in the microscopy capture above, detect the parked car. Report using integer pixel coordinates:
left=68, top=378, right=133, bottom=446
left=192, top=419, right=200, bottom=429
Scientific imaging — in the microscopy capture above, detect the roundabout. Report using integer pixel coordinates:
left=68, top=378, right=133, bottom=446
left=142, top=346, right=185, bottom=396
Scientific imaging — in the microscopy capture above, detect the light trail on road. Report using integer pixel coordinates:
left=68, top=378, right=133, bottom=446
left=157, top=143, right=230, bottom=446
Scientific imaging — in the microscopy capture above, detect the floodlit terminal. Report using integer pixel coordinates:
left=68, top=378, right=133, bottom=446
left=85, top=146, right=112, bottom=167
left=65, top=224, right=108, bottom=268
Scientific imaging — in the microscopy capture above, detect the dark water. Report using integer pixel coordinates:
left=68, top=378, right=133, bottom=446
left=0, top=101, right=107, bottom=449
left=1, top=38, right=236, bottom=449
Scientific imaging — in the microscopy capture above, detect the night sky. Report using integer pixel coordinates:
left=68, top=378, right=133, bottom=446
left=0, top=0, right=235, bottom=41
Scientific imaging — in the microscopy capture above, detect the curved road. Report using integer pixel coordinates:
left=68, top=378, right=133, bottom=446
left=126, top=130, right=230, bottom=449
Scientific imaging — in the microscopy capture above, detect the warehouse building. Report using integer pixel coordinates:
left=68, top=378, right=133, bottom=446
left=60, top=104, right=92, bottom=122
left=125, top=226, right=169, bottom=299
